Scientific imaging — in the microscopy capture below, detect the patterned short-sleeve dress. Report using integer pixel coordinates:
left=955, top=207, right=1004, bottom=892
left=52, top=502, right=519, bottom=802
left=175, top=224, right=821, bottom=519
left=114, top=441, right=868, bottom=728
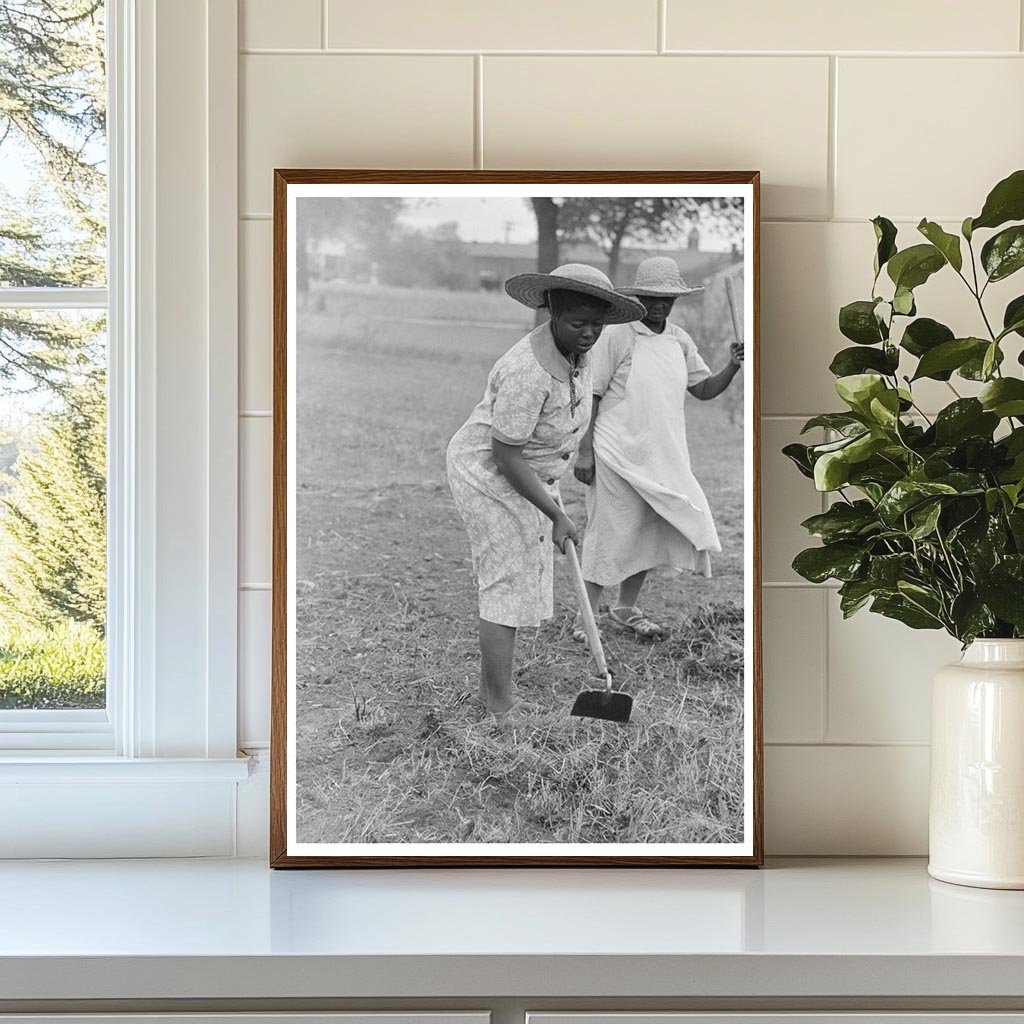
left=581, top=318, right=721, bottom=586
left=446, top=323, right=592, bottom=627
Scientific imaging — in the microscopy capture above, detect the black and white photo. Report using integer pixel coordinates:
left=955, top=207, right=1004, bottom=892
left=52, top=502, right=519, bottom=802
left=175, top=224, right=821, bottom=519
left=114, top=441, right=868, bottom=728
left=272, top=172, right=762, bottom=867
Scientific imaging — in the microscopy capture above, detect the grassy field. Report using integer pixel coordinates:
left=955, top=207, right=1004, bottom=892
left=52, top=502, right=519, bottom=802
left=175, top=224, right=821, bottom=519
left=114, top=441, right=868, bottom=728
left=294, top=282, right=747, bottom=845
left=0, top=620, right=105, bottom=709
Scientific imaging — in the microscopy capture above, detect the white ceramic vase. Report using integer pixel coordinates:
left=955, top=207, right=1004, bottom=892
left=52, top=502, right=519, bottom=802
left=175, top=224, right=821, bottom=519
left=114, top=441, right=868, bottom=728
left=929, top=639, right=1024, bottom=889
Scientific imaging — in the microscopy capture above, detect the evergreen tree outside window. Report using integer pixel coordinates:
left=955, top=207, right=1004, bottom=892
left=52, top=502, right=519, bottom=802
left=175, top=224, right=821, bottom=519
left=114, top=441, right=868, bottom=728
left=0, top=1, right=107, bottom=709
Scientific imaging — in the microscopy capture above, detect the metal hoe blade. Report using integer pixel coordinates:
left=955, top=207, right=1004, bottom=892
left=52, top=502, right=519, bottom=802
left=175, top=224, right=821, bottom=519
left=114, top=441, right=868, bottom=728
left=570, top=684, right=633, bottom=723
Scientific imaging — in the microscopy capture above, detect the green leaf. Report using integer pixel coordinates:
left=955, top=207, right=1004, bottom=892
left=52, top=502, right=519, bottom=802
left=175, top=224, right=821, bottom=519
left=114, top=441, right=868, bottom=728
left=835, top=373, right=887, bottom=414
left=868, top=552, right=915, bottom=587
left=917, top=219, right=963, bottom=272
left=981, top=225, right=1024, bottom=282
left=980, top=378, right=1024, bottom=418
left=829, top=345, right=900, bottom=378
left=849, top=457, right=908, bottom=490
left=839, top=300, right=887, bottom=345
left=1004, top=427, right=1024, bottom=456
left=1009, top=508, right=1024, bottom=547
left=998, top=433, right=1024, bottom=488
left=810, top=433, right=864, bottom=456
left=838, top=578, right=880, bottom=617
left=792, top=543, right=866, bottom=584
left=962, top=216, right=974, bottom=241
left=950, top=593, right=996, bottom=644
left=877, top=479, right=958, bottom=524
left=976, top=578, right=1024, bottom=629
left=982, top=341, right=1000, bottom=381
left=814, top=450, right=851, bottom=491
left=900, top=317, right=954, bottom=358
left=868, top=389, right=902, bottom=430
left=908, top=501, right=943, bottom=539
left=1003, top=295, right=1024, bottom=339
left=887, top=243, right=946, bottom=291
left=933, top=470, right=987, bottom=494
left=911, top=337, right=988, bottom=381
left=800, top=413, right=865, bottom=435
left=871, top=594, right=943, bottom=630
left=985, top=487, right=1010, bottom=514
left=872, top=216, right=898, bottom=277
left=800, top=501, right=879, bottom=543
left=933, top=399, right=999, bottom=445
left=971, top=168, right=1024, bottom=232
left=782, top=442, right=815, bottom=479
left=846, top=431, right=889, bottom=463
left=892, top=286, right=916, bottom=316
left=959, top=344, right=1004, bottom=381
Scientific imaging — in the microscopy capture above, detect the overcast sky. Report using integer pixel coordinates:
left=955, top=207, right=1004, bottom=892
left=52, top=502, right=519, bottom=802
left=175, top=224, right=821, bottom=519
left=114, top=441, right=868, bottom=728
left=396, top=197, right=736, bottom=251
left=398, top=198, right=538, bottom=244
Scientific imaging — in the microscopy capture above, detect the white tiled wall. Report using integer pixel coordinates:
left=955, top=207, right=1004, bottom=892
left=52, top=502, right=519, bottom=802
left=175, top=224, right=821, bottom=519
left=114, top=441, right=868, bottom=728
left=235, top=0, right=1023, bottom=854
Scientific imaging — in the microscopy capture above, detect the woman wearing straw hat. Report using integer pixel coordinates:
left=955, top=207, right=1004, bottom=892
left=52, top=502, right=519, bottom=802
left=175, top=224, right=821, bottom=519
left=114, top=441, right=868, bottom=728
left=446, top=264, right=645, bottom=716
left=573, top=256, right=744, bottom=641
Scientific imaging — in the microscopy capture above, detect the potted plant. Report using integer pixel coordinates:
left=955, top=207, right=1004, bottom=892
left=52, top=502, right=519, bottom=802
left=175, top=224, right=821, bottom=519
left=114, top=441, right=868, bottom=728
left=785, top=169, right=1024, bottom=889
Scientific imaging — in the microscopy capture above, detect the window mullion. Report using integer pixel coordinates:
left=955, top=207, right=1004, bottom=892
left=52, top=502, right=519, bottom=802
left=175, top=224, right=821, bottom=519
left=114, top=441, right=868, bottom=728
left=0, top=287, right=108, bottom=310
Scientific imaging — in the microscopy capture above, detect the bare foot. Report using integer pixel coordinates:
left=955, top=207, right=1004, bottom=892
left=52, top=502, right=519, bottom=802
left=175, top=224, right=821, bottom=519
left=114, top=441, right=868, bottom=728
left=489, top=699, right=547, bottom=727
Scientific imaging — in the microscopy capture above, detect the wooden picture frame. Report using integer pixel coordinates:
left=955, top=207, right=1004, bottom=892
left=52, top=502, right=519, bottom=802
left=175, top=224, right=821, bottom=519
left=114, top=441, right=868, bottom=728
left=271, top=171, right=762, bottom=867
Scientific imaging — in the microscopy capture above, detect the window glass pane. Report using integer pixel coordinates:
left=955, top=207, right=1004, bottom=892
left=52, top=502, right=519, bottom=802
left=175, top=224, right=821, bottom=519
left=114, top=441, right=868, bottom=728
left=0, top=1, right=107, bottom=288
left=0, top=309, right=106, bottom=709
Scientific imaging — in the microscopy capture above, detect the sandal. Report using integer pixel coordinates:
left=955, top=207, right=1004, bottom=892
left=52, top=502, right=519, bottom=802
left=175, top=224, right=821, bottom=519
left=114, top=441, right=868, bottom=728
left=571, top=610, right=603, bottom=645
left=609, top=605, right=668, bottom=640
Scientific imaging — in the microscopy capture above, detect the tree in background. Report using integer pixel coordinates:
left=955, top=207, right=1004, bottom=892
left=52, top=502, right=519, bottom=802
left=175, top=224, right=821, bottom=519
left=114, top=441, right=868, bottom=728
left=0, top=0, right=106, bottom=396
left=528, top=196, right=745, bottom=284
left=674, top=270, right=745, bottom=429
left=0, top=368, right=106, bottom=633
left=531, top=198, right=560, bottom=274
left=0, top=1, right=107, bottom=667
left=296, top=197, right=404, bottom=295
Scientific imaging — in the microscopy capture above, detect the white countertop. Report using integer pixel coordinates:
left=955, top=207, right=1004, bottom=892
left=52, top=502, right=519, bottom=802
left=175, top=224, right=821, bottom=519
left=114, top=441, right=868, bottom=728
left=2, top=857, right=1024, bottom=1001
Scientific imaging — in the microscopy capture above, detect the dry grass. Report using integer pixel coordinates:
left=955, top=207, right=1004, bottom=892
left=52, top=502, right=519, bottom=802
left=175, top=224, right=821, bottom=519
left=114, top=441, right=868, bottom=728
left=294, top=284, right=747, bottom=845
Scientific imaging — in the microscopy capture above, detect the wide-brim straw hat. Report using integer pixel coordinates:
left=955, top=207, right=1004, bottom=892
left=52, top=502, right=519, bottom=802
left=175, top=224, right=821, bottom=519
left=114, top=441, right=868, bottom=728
left=505, top=263, right=645, bottom=325
left=618, top=256, right=704, bottom=297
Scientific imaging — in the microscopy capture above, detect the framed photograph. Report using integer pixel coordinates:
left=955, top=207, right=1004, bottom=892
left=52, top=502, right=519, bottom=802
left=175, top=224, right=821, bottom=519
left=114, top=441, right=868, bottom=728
left=271, top=171, right=762, bottom=867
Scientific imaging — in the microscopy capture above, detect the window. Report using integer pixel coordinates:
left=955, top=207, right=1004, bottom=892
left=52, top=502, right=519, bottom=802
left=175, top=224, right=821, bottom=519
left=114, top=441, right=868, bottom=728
left=0, top=0, right=245, bottom=856
left=0, top=1, right=110, bottom=745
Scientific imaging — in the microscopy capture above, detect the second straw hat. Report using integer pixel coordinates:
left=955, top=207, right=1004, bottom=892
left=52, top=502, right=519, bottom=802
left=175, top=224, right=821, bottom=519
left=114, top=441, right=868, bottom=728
left=618, top=256, right=704, bottom=297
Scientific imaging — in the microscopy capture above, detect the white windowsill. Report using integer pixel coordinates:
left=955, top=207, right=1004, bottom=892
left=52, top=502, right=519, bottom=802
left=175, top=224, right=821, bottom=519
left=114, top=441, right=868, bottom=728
left=0, top=754, right=252, bottom=781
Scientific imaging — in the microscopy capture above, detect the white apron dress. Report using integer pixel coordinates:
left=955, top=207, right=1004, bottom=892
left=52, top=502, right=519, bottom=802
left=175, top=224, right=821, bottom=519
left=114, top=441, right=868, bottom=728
left=581, top=326, right=720, bottom=586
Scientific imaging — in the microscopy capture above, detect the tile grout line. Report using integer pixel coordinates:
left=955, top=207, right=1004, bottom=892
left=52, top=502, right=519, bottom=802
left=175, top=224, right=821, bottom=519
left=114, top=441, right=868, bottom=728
left=1020, top=0, right=1024, bottom=51
left=763, top=581, right=841, bottom=589
left=474, top=55, right=484, bottom=169
left=766, top=740, right=931, bottom=748
left=827, top=55, right=838, bottom=220
left=237, top=47, right=1024, bottom=57
left=819, top=429, right=832, bottom=742
left=820, top=587, right=831, bottom=743
left=657, top=0, right=666, bottom=54
left=321, top=0, right=328, bottom=50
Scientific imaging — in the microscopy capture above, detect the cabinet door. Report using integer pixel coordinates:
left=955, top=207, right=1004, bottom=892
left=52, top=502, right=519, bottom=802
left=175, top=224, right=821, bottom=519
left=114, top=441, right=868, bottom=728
left=0, top=1015, right=490, bottom=1024
left=528, top=1016, right=1024, bottom=1024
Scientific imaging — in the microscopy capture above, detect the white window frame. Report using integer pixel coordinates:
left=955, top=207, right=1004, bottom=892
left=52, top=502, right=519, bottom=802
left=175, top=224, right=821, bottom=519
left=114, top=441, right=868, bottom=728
left=0, top=0, right=248, bottom=856
left=0, top=9, right=116, bottom=750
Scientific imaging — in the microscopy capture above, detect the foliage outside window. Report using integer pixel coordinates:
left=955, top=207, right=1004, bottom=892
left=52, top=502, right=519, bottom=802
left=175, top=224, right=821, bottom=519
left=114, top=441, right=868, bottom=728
left=0, top=0, right=107, bottom=708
